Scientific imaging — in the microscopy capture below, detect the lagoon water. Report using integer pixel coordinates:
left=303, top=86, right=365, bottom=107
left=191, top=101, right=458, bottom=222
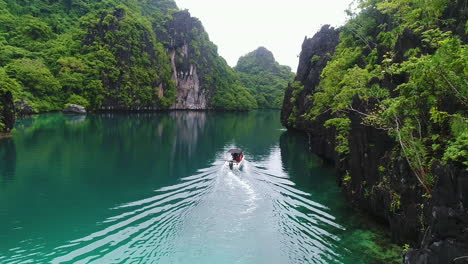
left=0, top=111, right=399, bottom=264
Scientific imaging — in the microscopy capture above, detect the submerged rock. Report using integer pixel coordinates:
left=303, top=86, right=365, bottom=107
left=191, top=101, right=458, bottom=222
left=63, top=104, right=86, bottom=114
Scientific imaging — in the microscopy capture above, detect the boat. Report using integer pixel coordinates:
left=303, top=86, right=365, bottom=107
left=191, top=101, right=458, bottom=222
left=227, top=149, right=244, bottom=170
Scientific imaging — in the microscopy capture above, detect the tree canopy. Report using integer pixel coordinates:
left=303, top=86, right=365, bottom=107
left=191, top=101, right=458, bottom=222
left=286, top=0, right=467, bottom=190
left=0, top=0, right=257, bottom=117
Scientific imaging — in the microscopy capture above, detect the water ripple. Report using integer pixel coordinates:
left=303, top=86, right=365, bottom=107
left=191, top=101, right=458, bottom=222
left=47, top=148, right=348, bottom=264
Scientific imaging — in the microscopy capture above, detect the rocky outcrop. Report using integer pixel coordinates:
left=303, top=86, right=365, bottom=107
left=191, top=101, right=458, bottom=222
left=157, top=10, right=256, bottom=110
left=405, top=163, right=468, bottom=264
left=281, top=25, right=340, bottom=126
left=63, top=104, right=86, bottom=114
left=83, top=8, right=232, bottom=111
left=0, top=90, right=15, bottom=133
left=162, top=11, right=208, bottom=110
left=169, top=44, right=207, bottom=109
left=281, top=25, right=468, bottom=264
left=84, top=7, right=174, bottom=111
left=15, top=101, right=35, bottom=117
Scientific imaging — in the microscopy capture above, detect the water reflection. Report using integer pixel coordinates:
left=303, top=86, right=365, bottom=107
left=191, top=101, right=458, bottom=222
left=278, top=130, right=401, bottom=264
left=169, top=111, right=206, bottom=158
left=0, top=111, right=400, bottom=264
left=65, top=115, right=87, bottom=125
left=0, top=111, right=282, bottom=260
left=0, top=137, right=16, bottom=183
left=48, top=148, right=348, bottom=264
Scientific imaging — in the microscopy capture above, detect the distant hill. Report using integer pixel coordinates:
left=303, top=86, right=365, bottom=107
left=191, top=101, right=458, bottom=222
left=235, top=47, right=294, bottom=109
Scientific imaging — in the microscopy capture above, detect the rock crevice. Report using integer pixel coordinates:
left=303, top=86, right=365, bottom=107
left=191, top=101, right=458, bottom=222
left=169, top=44, right=207, bottom=110
left=161, top=11, right=210, bottom=110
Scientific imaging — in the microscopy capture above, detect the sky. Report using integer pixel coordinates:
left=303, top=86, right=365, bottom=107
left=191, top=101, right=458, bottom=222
left=175, top=0, right=354, bottom=72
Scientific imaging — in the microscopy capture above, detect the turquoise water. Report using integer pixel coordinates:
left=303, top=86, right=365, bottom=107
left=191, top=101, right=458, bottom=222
left=0, top=111, right=400, bottom=264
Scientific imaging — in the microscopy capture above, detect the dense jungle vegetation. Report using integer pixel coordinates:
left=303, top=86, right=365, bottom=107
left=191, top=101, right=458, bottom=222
left=287, top=0, right=467, bottom=191
left=0, top=0, right=259, bottom=127
left=235, top=47, right=294, bottom=109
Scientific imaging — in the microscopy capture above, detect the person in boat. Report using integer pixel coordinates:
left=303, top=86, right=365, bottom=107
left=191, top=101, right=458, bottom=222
left=228, top=149, right=243, bottom=170
left=228, top=149, right=243, bottom=163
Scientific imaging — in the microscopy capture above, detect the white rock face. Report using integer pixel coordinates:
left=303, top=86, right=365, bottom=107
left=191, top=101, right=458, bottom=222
left=63, top=104, right=86, bottom=114
left=170, top=44, right=207, bottom=110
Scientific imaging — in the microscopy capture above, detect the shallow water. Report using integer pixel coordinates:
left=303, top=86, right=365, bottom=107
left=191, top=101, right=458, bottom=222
left=0, top=111, right=400, bottom=264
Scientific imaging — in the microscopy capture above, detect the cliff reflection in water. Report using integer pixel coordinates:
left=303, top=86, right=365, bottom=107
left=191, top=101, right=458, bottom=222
left=2, top=111, right=281, bottom=193
left=0, top=111, right=401, bottom=264
left=169, top=111, right=207, bottom=159
left=0, top=137, right=16, bottom=183
left=278, top=130, right=401, bottom=264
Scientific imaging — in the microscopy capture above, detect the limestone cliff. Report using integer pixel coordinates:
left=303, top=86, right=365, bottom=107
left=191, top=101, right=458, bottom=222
left=162, top=11, right=207, bottom=109
left=0, top=1, right=255, bottom=112
left=158, top=10, right=256, bottom=110
left=281, top=25, right=340, bottom=126
left=282, top=20, right=468, bottom=264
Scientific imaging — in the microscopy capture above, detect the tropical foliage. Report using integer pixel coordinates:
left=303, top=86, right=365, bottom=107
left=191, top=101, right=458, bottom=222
left=0, top=0, right=257, bottom=118
left=288, top=0, right=467, bottom=191
left=235, top=47, right=294, bottom=109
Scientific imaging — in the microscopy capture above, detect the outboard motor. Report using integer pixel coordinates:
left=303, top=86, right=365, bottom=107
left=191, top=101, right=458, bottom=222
left=229, top=161, right=233, bottom=170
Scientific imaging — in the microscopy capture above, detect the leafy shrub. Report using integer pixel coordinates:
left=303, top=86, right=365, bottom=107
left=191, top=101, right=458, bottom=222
left=66, top=94, right=89, bottom=108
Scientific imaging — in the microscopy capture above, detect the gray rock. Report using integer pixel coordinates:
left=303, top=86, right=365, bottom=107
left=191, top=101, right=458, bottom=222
left=63, top=104, right=86, bottom=114
left=169, top=45, right=207, bottom=110
left=15, top=101, right=35, bottom=117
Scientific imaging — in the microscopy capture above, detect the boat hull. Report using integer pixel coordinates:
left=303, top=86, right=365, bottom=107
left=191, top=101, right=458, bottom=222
left=227, top=159, right=244, bottom=170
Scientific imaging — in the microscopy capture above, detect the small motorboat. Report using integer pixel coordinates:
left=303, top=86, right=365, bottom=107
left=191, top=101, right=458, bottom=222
left=227, top=149, right=244, bottom=170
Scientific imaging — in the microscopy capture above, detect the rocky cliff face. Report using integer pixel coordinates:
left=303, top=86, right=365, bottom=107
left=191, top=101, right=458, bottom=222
left=0, top=0, right=255, bottom=113
left=282, top=25, right=468, bottom=264
left=406, top=163, right=468, bottom=264
left=169, top=48, right=206, bottom=109
left=281, top=25, right=340, bottom=126
left=156, top=10, right=256, bottom=110
left=0, top=90, right=15, bottom=133
left=163, top=11, right=207, bottom=109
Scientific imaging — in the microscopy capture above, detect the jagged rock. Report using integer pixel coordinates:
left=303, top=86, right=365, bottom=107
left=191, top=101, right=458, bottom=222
left=63, top=104, right=86, bottom=114
left=281, top=25, right=340, bottom=126
left=169, top=45, right=207, bottom=110
left=404, top=163, right=468, bottom=264
left=164, top=11, right=208, bottom=110
left=281, top=23, right=468, bottom=264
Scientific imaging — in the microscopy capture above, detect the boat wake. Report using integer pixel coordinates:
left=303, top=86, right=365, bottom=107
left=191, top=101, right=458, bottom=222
left=49, top=148, right=346, bottom=264
left=51, top=164, right=221, bottom=264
